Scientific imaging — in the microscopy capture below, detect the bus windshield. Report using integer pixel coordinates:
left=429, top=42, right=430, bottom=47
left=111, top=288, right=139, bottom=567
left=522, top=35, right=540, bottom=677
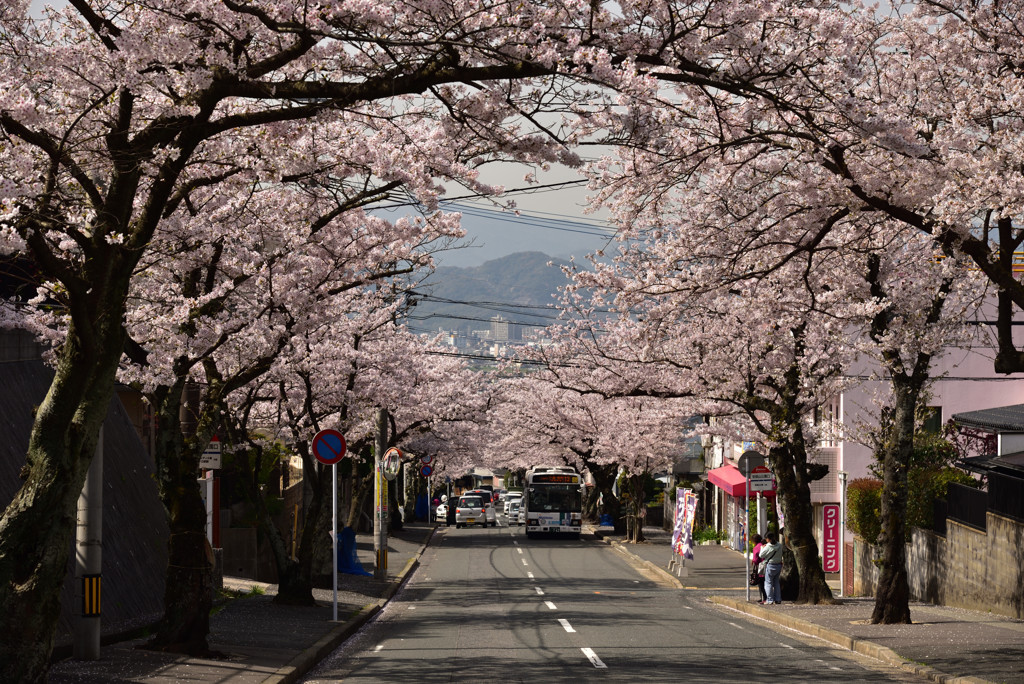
left=528, top=484, right=581, bottom=512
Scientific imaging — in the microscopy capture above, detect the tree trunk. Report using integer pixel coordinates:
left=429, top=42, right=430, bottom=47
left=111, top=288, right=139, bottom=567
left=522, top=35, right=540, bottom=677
left=625, top=473, right=646, bottom=543
left=144, top=382, right=217, bottom=654
left=277, top=453, right=328, bottom=605
left=871, top=387, right=916, bottom=624
left=581, top=461, right=619, bottom=524
left=0, top=320, right=124, bottom=683
left=766, top=419, right=835, bottom=605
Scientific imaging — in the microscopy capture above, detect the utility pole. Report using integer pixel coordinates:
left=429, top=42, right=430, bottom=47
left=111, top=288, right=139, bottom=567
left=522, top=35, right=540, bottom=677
left=74, top=423, right=103, bottom=660
left=373, top=408, right=388, bottom=579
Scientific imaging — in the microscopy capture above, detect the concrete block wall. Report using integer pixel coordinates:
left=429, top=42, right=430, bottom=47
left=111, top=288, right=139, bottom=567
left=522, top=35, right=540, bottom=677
left=853, top=513, right=1024, bottom=619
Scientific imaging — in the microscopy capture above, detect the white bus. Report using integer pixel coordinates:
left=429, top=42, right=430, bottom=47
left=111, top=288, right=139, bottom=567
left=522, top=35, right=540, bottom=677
left=523, top=466, right=583, bottom=538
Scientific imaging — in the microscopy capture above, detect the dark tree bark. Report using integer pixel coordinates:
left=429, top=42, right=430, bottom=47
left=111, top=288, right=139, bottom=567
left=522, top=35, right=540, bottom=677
left=143, top=379, right=218, bottom=654
left=739, top=325, right=835, bottom=605
left=871, top=397, right=914, bottom=625
left=863, top=253, right=950, bottom=625
left=580, top=460, right=619, bottom=524
left=0, top=323, right=123, bottom=683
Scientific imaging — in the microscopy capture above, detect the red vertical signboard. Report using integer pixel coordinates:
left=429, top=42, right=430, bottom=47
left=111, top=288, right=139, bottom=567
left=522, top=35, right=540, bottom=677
left=822, top=503, right=840, bottom=572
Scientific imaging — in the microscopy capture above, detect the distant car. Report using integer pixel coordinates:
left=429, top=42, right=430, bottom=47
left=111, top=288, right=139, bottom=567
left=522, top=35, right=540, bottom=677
left=507, top=500, right=521, bottom=525
left=465, top=489, right=498, bottom=527
left=455, top=495, right=488, bottom=528
left=503, top=492, right=523, bottom=515
left=435, top=502, right=447, bottom=522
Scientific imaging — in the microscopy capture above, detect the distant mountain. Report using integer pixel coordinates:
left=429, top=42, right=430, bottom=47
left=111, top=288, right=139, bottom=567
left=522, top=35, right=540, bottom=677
left=410, top=252, right=576, bottom=334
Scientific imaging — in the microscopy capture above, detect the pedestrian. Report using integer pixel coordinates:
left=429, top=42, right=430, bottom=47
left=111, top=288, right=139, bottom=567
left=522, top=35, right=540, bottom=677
left=445, top=494, right=457, bottom=527
left=751, top=534, right=767, bottom=604
left=759, top=532, right=784, bottom=604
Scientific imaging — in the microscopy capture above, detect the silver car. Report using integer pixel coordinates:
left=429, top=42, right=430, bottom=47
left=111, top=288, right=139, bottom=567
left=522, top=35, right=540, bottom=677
left=455, top=495, right=487, bottom=528
left=465, top=490, right=498, bottom=527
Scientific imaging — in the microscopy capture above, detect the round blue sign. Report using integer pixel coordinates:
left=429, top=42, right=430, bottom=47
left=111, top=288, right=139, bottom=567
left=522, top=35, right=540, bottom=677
left=312, top=429, right=347, bottom=465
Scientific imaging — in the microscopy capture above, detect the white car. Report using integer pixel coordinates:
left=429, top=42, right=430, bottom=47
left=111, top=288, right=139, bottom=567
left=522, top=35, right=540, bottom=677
left=503, top=492, right=523, bottom=515
left=507, top=500, right=521, bottom=526
left=517, top=504, right=526, bottom=526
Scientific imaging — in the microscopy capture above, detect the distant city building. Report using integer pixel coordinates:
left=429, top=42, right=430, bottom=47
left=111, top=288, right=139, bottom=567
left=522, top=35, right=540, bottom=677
left=490, top=315, right=523, bottom=342
left=491, top=315, right=510, bottom=341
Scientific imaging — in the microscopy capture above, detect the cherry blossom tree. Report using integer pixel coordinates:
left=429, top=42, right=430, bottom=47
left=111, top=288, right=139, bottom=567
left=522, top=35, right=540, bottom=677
left=0, top=1, right=638, bottom=677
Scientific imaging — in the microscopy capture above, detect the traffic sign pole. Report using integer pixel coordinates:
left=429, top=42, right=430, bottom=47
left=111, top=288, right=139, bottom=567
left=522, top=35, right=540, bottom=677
left=332, top=462, right=337, bottom=621
left=310, top=429, right=346, bottom=621
left=745, top=459, right=751, bottom=603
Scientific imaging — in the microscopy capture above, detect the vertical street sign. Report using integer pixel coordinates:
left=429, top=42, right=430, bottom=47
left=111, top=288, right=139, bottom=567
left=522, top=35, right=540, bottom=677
left=823, top=503, right=841, bottom=573
left=311, top=429, right=347, bottom=620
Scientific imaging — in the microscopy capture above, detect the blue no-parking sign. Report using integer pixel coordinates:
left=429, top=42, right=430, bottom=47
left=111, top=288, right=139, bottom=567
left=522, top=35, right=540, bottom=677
left=312, top=429, right=347, bottom=465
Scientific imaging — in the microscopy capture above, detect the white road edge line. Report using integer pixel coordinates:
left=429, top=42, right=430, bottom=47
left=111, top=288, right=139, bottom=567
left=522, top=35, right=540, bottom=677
left=558, top=619, right=576, bottom=633
left=728, top=622, right=744, bottom=630
left=581, top=647, right=607, bottom=669
left=545, top=601, right=557, bottom=610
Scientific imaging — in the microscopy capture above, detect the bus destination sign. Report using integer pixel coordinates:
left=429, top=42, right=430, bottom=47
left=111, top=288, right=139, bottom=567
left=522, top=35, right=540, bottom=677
left=532, top=474, right=579, bottom=484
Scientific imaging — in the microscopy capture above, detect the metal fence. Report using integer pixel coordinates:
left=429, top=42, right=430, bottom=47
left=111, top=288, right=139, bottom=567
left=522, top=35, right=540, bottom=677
left=946, top=483, right=988, bottom=531
left=989, top=471, right=1024, bottom=523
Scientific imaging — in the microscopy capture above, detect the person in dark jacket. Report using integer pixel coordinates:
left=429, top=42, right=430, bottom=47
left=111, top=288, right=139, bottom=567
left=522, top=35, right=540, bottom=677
left=446, top=494, right=457, bottom=527
left=759, top=532, right=784, bottom=604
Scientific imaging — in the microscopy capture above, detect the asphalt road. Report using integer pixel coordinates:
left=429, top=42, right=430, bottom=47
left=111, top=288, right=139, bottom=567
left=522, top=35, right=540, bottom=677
left=303, top=519, right=930, bottom=683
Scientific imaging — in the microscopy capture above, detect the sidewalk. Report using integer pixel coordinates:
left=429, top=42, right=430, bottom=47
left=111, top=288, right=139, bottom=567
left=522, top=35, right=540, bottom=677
left=591, top=524, right=1024, bottom=684
left=47, top=522, right=436, bottom=684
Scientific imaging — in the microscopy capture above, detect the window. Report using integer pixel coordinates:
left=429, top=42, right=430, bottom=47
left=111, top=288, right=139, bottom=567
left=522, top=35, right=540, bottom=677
left=921, top=406, right=942, bottom=435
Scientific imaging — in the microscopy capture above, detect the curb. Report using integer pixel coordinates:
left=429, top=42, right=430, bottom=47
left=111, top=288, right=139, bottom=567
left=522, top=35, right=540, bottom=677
left=590, top=530, right=685, bottom=590
left=710, top=597, right=995, bottom=684
left=261, top=526, right=437, bottom=684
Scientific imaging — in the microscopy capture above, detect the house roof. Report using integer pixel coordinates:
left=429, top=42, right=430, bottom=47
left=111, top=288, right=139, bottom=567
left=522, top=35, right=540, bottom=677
left=951, top=404, right=1024, bottom=433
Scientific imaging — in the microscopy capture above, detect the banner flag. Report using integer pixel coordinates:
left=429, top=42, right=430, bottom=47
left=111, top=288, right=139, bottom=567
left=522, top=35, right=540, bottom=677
left=680, top=490, right=697, bottom=560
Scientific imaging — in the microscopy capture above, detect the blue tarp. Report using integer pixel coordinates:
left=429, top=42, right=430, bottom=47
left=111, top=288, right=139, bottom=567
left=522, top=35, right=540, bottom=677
left=415, top=493, right=429, bottom=520
left=338, top=526, right=371, bottom=576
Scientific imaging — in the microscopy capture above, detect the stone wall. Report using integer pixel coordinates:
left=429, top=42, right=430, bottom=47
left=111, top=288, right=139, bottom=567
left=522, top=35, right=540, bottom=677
left=853, top=512, right=1024, bottom=619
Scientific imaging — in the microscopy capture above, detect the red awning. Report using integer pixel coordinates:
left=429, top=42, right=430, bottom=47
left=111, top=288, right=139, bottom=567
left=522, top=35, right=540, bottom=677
left=707, top=464, right=775, bottom=498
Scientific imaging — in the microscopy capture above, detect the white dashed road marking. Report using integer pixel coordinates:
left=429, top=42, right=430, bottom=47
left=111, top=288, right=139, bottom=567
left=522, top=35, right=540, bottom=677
left=522, top=558, right=528, bottom=566
left=545, top=601, right=557, bottom=610
left=535, top=587, right=544, bottom=595
left=558, top=619, right=576, bottom=633
left=527, top=572, right=534, bottom=579
left=581, top=647, right=607, bottom=669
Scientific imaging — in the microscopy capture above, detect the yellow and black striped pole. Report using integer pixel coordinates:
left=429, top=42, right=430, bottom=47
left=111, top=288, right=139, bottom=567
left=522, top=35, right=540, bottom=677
left=81, top=574, right=101, bottom=616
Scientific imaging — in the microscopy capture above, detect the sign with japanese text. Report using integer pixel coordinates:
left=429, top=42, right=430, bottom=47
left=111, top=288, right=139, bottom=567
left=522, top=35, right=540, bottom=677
left=822, top=503, right=841, bottom=572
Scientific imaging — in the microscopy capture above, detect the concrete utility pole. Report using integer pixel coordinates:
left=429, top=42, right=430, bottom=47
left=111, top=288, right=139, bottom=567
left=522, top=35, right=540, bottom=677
left=373, top=408, right=388, bottom=579
left=75, top=424, right=103, bottom=660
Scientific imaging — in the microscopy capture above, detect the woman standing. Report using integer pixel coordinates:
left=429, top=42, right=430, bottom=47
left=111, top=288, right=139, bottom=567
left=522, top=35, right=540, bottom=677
left=751, top=534, right=767, bottom=604
left=759, top=532, right=784, bottom=605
